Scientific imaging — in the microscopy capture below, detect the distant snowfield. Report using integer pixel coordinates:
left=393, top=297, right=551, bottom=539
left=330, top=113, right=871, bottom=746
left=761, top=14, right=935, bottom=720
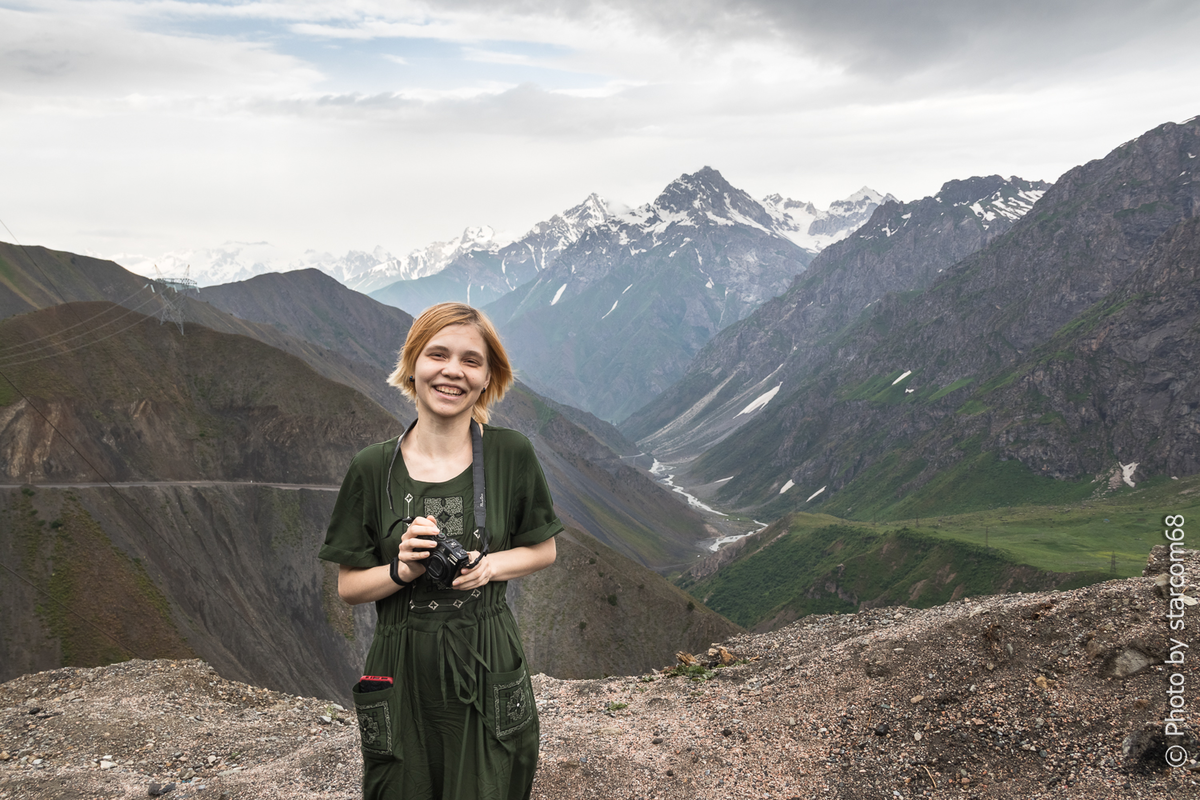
left=551, top=283, right=567, bottom=305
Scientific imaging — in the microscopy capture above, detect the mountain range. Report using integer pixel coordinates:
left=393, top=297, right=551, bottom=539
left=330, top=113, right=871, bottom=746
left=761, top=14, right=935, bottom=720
left=367, top=194, right=614, bottom=313
left=105, top=172, right=892, bottom=427
left=626, top=117, right=1200, bottom=527
left=110, top=182, right=886, bottom=303
left=624, top=173, right=1049, bottom=457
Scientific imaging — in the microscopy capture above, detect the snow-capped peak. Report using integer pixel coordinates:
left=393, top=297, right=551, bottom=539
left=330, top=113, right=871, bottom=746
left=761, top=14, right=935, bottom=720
left=762, top=186, right=896, bottom=252
left=840, top=186, right=886, bottom=205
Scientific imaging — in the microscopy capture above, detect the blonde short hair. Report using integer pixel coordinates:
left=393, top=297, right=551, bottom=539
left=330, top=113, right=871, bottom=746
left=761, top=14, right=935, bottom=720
left=387, top=303, right=513, bottom=424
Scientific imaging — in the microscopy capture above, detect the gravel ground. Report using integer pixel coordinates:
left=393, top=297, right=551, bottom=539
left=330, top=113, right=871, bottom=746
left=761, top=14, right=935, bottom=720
left=2, top=548, right=1197, bottom=799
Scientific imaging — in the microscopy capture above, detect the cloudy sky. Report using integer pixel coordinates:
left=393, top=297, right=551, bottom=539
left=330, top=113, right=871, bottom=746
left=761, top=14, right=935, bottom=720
left=2, top=0, right=1198, bottom=270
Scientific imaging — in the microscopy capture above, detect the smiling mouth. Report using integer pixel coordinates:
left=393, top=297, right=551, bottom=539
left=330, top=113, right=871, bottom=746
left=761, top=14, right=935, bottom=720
left=434, top=385, right=464, bottom=397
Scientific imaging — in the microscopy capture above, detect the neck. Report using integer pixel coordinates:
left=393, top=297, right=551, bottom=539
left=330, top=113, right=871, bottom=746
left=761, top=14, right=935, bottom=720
left=406, top=414, right=474, bottom=458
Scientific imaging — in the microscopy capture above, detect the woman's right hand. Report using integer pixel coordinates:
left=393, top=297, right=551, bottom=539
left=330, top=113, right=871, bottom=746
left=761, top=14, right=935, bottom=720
left=395, top=515, right=439, bottom=580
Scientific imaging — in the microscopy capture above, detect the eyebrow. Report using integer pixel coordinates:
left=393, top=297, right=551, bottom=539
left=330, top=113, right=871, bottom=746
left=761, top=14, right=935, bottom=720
left=425, top=343, right=486, bottom=360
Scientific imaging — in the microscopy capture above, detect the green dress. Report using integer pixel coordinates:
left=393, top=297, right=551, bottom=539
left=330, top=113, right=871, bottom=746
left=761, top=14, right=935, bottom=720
left=319, top=425, right=563, bottom=800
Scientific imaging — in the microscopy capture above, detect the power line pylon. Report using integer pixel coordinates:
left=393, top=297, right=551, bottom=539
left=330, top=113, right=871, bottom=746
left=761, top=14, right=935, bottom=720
left=149, top=264, right=198, bottom=334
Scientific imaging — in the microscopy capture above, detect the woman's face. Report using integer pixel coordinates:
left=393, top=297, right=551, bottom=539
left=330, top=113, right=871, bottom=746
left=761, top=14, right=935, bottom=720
left=411, top=323, right=491, bottom=423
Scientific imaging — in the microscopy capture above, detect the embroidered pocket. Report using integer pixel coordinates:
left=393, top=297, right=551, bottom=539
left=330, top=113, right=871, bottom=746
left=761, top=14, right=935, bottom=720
left=485, top=661, right=536, bottom=740
left=352, top=679, right=395, bottom=758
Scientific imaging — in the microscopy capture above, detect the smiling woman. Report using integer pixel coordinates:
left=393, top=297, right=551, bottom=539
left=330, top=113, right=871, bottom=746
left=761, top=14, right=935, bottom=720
left=320, top=302, right=561, bottom=800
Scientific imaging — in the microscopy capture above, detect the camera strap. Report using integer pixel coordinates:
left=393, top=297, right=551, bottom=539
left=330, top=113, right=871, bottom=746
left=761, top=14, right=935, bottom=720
left=385, top=418, right=490, bottom=562
left=468, top=419, right=490, bottom=563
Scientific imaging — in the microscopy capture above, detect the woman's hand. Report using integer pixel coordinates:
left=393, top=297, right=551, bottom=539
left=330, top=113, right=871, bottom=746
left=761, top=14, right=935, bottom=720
left=452, top=551, right=495, bottom=590
left=396, top=515, right=439, bottom=581
left=452, top=538, right=556, bottom=590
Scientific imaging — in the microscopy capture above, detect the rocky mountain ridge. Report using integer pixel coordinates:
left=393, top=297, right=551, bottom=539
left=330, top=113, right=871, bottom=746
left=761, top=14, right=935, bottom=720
left=623, top=174, right=1048, bottom=457
left=367, top=193, right=615, bottom=313
left=107, top=178, right=883, bottom=296
left=665, top=118, right=1200, bottom=518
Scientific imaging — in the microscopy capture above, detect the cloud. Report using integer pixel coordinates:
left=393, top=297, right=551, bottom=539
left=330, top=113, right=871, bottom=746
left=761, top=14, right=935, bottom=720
left=0, top=4, right=322, bottom=97
left=426, top=0, right=1200, bottom=87
left=2, top=0, right=1197, bottom=262
left=737, top=0, right=1200, bottom=80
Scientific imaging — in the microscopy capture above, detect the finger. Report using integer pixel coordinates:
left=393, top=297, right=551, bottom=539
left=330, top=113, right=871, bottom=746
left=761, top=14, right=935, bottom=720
left=402, top=525, right=439, bottom=542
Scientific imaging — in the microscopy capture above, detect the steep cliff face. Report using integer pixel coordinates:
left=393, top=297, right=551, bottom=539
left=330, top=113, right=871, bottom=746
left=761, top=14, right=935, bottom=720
left=949, top=213, right=1200, bottom=482
left=0, top=483, right=371, bottom=701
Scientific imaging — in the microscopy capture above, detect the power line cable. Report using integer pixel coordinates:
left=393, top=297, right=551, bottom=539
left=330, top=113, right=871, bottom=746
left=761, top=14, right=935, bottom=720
left=0, top=283, right=159, bottom=356
left=0, top=292, right=163, bottom=366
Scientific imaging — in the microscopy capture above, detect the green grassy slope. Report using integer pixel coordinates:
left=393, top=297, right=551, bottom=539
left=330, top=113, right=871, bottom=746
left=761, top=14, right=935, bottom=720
left=679, top=473, right=1200, bottom=631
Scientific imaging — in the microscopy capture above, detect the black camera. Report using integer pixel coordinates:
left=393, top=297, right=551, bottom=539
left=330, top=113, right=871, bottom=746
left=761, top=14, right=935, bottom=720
left=423, top=533, right=472, bottom=589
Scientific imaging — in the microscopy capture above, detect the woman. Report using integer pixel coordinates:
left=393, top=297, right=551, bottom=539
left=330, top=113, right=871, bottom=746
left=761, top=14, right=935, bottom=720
left=320, top=303, right=562, bottom=800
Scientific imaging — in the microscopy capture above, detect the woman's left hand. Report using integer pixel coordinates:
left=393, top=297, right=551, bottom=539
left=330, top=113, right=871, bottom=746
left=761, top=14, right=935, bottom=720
left=453, top=552, right=494, bottom=590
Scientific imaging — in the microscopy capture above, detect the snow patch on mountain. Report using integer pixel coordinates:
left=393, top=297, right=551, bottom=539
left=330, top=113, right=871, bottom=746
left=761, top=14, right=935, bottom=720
left=736, top=384, right=782, bottom=417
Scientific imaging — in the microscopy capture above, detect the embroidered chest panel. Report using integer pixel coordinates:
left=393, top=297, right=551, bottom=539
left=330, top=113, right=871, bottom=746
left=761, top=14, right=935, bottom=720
left=424, top=495, right=465, bottom=539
